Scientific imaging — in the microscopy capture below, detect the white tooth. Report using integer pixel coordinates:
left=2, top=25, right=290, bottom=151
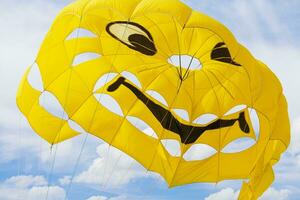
left=161, top=139, right=181, bottom=157
left=221, top=137, right=256, bottom=153
left=248, top=108, right=260, bottom=139
left=224, top=104, right=247, bottom=116
left=68, top=119, right=85, bottom=133
left=93, top=73, right=118, bottom=92
left=126, top=116, right=158, bottom=139
left=121, top=71, right=142, bottom=89
left=27, top=63, right=44, bottom=92
left=146, top=90, right=168, bottom=107
left=72, top=52, right=101, bottom=66
left=183, top=144, right=217, bottom=161
left=66, top=28, right=97, bottom=40
left=94, top=93, right=123, bottom=116
left=39, top=91, right=69, bottom=120
left=172, top=109, right=189, bottom=122
left=193, top=114, right=218, bottom=125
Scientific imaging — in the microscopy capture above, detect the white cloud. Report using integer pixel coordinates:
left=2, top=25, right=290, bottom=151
left=0, top=0, right=63, bottom=126
left=59, top=176, right=71, bottom=186
left=87, top=196, right=108, bottom=200
left=86, top=195, right=127, bottom=200
left=0, top=175, right=65, bottom=200
left=27, top=186, right=66, bottom=200
left=204, top=188, right=239, bottom=200
left=87, top=196, right=107, bottom=200
left=204, top=187, right=291, bottom=200
left=75, top=143, right=157, bottom=188
left=272, top=117, right=300, bottom=188
left=4, top=175, right=47, bottom=188
left=260, top=187, right=291, bottom=200
left=288, top=116, right=300, bottom=155
left=0, top=125, right=100, bottom=173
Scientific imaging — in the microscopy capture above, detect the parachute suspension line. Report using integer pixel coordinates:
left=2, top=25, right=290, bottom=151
left=17, top=109, right=23, bottom=177
left=107, top=16, right=184, bottom=186
left=64, top=133, right=89, bottom=200
left=238, top=56, right=259, bottom=185
left=114, top=68, right=176, bottom=185
left=207, top=70, right=235, bottom=100
left=168, top=69, right=199, bottom=186
left=180, top=31, right=215, bottom=82
left=98, top=18, right=138, bottom=190
left=145, top=73, right=184, bottom=178
left=117, top=76, right=181, bottom=185
left=171, top=29, right=200, bottom=159
left=118, top=19, right=189, bottom=184
left=45, top=143, right=59, bottom=200
left=189, top=33, right=229, bottom=185
left=59, top=1, right=109, bottom=199
left=98, top=14, right=180, bottom=189
left=103, top=93, right=167, bottom=187
left=17, top=61, right=36, bottom=181
left=167, top=30, right=222, bottom=185
left=102, top=19, right=179, bottom=184
left=102, top=65, right=176, bottom=189
left=181, top=29, right=195, bottom=81
left=207, top=68, right=246, bottom=146
left=102, top=98, right=159, bottom=189
left=142, top=15, right=176, bottom=59
left=17, top=108, right=24, bottom=200
left=45, top=68, right=75, bottom=200
left=201, top=69, right=222, bottom=183
left=45, top=0, right=95, bottom=196
left=64, top=11, right=139, bottom=195
left=65, top=69, right=115, bottom=196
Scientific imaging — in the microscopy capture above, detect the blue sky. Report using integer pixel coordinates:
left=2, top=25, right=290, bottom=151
left=0, top=0, right=300, bottom=200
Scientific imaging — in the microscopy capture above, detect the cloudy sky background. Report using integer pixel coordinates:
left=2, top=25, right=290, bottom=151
left=0, top=0, right=300, bottom=199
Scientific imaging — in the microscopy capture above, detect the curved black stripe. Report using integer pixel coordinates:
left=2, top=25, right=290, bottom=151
left=108, top=77, right=249, bottom=144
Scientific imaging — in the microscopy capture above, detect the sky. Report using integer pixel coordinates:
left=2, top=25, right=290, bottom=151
left=0, top=0, right=300, bottom=199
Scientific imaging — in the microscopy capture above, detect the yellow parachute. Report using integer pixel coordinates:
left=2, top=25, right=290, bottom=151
left=16, top=0, right=290, bottom=199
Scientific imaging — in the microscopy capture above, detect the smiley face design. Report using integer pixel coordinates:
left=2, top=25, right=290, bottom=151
left=17, top=0, right=290, bottom=199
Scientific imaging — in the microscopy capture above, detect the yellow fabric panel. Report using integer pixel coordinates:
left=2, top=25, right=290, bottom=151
left=132, top=0, right=192, bottom=26
left=72, top=58, right=113, bottom=92
left=28, top=103, right=80, bottom=144
left=239, top=183, right=253, bottom=200
left=170, top=156, right=219, bottom=186
left=185, top=11, right=239, bottom=57
left=271, top=95, right=290, bottom=147
left=16, top=68, right=41, bottom=116
left=17, top=70, right=80, bottom=144
left=16, top=0, right=290, bottom=199
left=86, top=0, right=142, bottom=19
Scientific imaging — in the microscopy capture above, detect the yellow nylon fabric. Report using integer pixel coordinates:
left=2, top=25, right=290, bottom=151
left=16, top=0, right=290, bottom=199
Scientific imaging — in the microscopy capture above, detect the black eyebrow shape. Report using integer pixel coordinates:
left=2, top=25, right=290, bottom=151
left=211, top=42, right=241, bottom=66
left=108, top=77, right=249, bottom=144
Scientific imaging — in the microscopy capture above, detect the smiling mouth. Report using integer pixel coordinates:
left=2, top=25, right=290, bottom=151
left=107, top=77, right=250, bottom=144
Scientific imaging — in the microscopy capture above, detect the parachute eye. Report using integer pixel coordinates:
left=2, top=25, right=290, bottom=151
left=211, top=42, right=241, bottom=66
left=106, top=21, right=157, bottom=56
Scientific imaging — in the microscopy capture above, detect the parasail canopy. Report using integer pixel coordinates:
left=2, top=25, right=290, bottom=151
left=16, top=0, right=290, bottom=199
